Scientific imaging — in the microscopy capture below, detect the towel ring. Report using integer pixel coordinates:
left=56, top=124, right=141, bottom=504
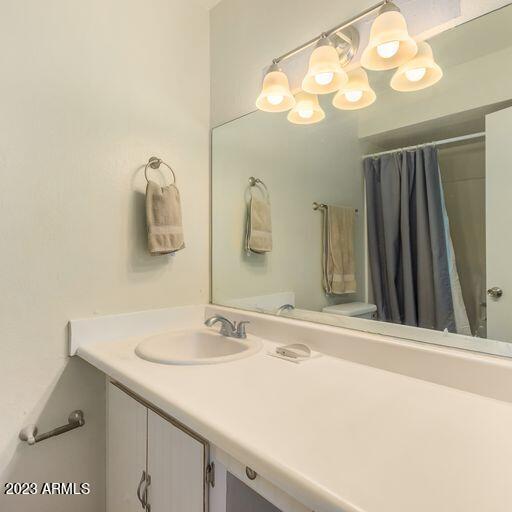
left=248, top=176, right=269, bottom=199
left=145, top=156, right=176, bottom=186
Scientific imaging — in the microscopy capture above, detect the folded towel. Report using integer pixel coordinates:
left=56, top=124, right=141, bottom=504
left=245, top=189, right=272, bottom=254
left=322, top=205, right=356, bottom=294
left=146, top=180, right=185, bottom=255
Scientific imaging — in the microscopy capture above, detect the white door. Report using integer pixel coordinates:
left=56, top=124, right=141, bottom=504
left=147, top=410, right=206, bottom=512
left=486, top=106, right=512, bottom=341
left=107, top=383, right=148, bottom=512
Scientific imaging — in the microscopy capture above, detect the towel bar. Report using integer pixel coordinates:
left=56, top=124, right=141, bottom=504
left=19, top=410, right=85, bottom=445
left=313, top=202, right=358, bottom=213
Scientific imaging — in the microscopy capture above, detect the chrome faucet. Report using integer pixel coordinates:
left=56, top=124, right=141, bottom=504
left=204, top=315, right=249, bottom=339
left=276, top=304, right=295, bottom=315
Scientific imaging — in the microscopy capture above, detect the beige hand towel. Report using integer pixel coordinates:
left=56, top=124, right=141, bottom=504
left=245, top=192, right=272, bottom=254
left=146, top=180, right=185, bottom=255
left=322, top=205, right=356, bottom=294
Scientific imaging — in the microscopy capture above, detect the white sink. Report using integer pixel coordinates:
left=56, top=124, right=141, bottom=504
left=135, top=328, right=263, bottom=365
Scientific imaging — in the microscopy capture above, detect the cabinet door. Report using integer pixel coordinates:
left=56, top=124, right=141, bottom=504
left=107, top=383, right=148, bottom=512
left=147, top=409, right=206, bottom=512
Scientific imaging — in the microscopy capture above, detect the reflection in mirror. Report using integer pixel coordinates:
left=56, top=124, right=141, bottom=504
left=212, top=4, right=512, bottom=357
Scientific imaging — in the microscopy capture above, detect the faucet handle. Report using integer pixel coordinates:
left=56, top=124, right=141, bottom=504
left=235, top=321, right=250, bottom=339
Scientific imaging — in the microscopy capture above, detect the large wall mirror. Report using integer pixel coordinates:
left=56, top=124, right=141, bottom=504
left=211, top=4, right=512, bottom=358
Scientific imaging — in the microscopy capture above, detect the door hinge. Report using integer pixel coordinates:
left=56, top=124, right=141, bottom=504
left=206, top=462, right=215, bottom=488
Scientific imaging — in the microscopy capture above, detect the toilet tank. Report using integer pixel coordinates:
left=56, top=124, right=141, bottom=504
left=322, top=302, right=377, bottom=319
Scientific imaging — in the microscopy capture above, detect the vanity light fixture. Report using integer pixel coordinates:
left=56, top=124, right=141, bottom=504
left=360, top=1, right=418, bottom=71
left=255, top=0, right=444, bottom=121
left=302, top=35, right=348, bottom=95
left=287, top=92, right=325, bottom=125
left=255, top=62, right=295, bottom=113
left=332, top=68, right=376, bottom=110
left=390, top=41, right=443, bottom=91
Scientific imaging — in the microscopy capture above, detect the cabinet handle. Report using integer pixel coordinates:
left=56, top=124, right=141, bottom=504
left=137, top=470, right=147, bottom=509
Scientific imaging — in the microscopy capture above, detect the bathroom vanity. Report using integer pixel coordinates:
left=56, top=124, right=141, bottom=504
left=71, top=304, right=512, bottom=512
left=107, top=380, right=303, bottom=512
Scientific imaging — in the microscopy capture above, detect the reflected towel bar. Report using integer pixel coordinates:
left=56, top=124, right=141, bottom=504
left=19, top=410, right=85, bottom=445
left=313, top=202, right=358, bottom=213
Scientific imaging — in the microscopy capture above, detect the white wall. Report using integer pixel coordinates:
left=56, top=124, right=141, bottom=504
left=212, top=108, right=367, bottom=312
left=0, top=1, right=210, bottom=511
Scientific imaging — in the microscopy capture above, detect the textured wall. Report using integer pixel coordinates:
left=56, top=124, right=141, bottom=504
left=0, top=1, right=210, bottom=510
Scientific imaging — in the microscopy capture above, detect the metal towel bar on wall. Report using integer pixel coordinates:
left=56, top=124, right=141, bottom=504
left=19, top=410, right=85, bottom=446
left=313, top=202, right=359, bottom=213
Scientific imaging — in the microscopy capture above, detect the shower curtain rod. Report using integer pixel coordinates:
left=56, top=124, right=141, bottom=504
left=363, top=131, right=486, bottom=159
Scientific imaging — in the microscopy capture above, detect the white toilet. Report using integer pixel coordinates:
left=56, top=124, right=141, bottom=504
left=322, top=302, right=377, bottom=319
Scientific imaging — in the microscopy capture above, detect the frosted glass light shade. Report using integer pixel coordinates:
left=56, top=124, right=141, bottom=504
left=256, top=65, right=295, bottom=112
left=333, top=68, right=376, bottom=110
left=302, top=42, right=348, bottom=95
left=361, top=8, right=418, bottom=71
left=287, top=92, right=325, bottom=125
left=390, top=41, right=443, bottom=92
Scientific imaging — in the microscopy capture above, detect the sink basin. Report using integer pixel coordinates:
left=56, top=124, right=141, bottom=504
left=135, top=328, right=263, bottom=365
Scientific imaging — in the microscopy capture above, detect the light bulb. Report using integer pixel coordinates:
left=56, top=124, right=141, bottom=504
left=314, top=72, right=334, bottom=86
left=298, top=109, right=314, bottom=119
left=405, top=67, right=427, bottom=82
left=345, top=90, right=364, bottom=103
left=377, top=40, right=400, bottom=59
left=267, top=94, right=284, bottom=106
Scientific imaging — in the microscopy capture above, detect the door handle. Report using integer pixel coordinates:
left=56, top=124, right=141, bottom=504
left=137, top=470, right=147, bottom=510
left=488, top=287, right=503, bottom=299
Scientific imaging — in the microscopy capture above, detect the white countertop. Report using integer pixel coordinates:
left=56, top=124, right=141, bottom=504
left=76, top=313, right=512, bottom=512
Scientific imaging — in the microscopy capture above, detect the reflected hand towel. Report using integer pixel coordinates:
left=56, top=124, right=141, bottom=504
left=246, top=193, right=272, bottom=254
left=323, top=205, right=356, bottom=294
left=146, top=180, right=185, bottom=255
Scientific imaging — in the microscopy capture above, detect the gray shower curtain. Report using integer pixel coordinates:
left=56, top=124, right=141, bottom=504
left=364, top=145, right=456, bottom=332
